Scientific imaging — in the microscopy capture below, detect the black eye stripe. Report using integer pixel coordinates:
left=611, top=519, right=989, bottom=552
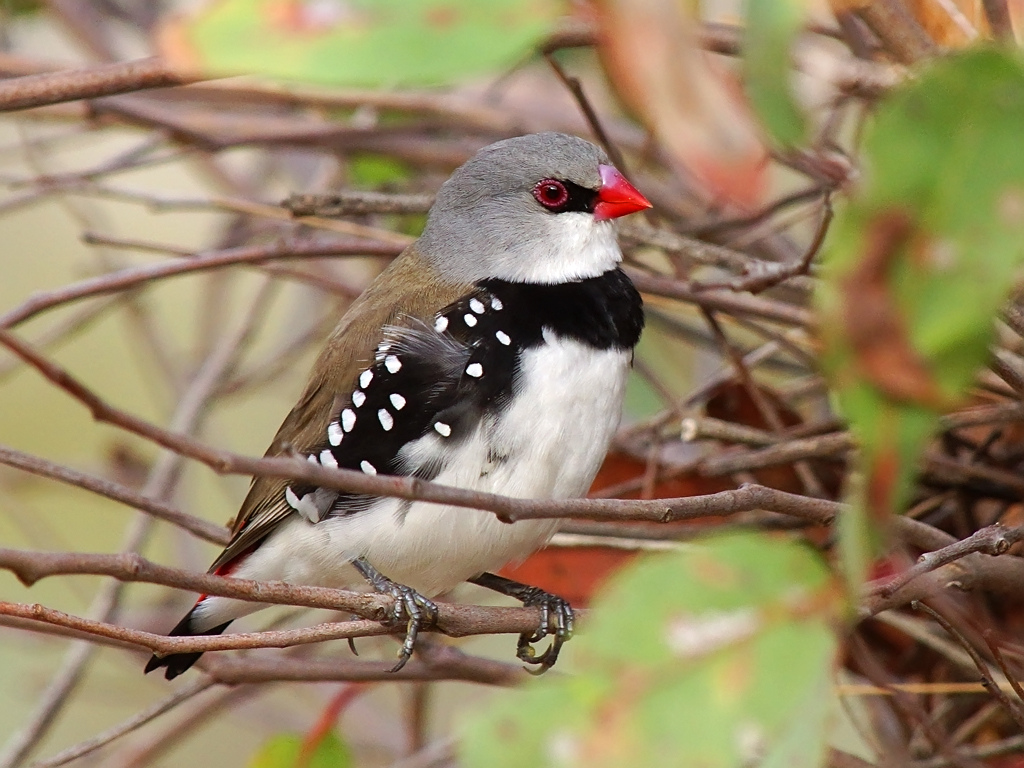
left=532, top=178, right=598, bottom=214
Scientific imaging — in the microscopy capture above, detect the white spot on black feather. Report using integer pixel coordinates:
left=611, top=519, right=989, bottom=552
left=463, top=314, right=477, bottom=327
left=341, top=408, right=356, bottom=432
left=390, top=393, right=406, bottom=410
left=360, top=460, right=377, bottom=475
left=378, top=408, right=394, bottom=431
left=469, top=298, right=485, bottom=314
left=496, top=330, right=511, bottom=346
left=434, top=422, right=452, bottom=437
left=328, top=421, right=343, bottom=446
left=434, top=315, right=448, bottom=332
left=320, top=449, right=338, bottom=468
left=351, top=390, right=366, bottom=407
left=466, top=363, right=483, bottom=378
left=285, top=487, right=320, bottom=524
left=491, top=296, right=503, bottom=310
left=360, top=369, right=373, bottom=388
left=385, top=355, right=401, bottom=373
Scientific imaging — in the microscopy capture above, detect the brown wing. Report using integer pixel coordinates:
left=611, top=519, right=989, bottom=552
left=209, top=245, right=470, bottom=572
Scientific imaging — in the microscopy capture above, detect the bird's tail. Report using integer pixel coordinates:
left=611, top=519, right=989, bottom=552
left=144, top=606, right=231, bottom=680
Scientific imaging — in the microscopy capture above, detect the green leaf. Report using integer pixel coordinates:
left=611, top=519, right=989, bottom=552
left=817, top=47, right=1024, bottom=580
left=249, top=731, right=352, bottom=768
left=461, top=533, right=841, bottom=768
left=743, top=0, right=807, bottom=146
left=165, top=0, right=560, bottom=86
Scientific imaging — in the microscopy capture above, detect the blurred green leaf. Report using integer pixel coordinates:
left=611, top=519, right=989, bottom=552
left=743, top=0, right=807, bottom=147
left=348, top=154, right=411, bottom=188
left=461, top=533, right=840, bottom=768
left=164, top=0, right=560, bottom=86
left=249, top=731, right=351, bottom=768
left=817, top=47, right=1024, bottom=584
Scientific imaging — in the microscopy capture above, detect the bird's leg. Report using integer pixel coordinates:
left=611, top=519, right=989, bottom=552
left=353, top=558, right=438, bottom=672
left=470, top=572, right=574, bottom=673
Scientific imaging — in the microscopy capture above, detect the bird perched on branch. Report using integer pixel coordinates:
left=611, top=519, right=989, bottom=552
left=145, top=132, right=650, bottom=679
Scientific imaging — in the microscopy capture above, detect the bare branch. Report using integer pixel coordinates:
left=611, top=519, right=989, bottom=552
left=0, top=58, right=201, bottom=112
left=0, top=444, right=228, bottom=545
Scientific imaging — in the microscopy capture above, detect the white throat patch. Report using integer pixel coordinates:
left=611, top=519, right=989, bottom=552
left=499, top=215, right=622, bottom=284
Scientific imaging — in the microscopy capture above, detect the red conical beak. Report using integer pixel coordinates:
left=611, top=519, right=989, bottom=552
left=594, top=164, right=652, bottom=221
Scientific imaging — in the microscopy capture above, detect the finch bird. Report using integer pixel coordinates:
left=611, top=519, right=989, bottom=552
left=145, top=132, right=650, bottom=679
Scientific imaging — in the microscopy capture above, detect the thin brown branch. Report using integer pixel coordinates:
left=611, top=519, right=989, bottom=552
left=872, top=524, right=1024, bottom=598
left=284, top=191, right=435, bottom=217
left=27, top=678, right=216, bottom=768
left=0, top=549, right=578, bottom=640
left=0, top=238, right=400, bottom=329
left=853, top=0, right=938, bottom=63
left=0, top=444, right=228, bottom=545
left=698, top=432, right=852, bottom=476
left=0, top=328, right=838, bottom=524
left=913, top=601, right=1024, bottom=732
left=0, top=57, right=202, bottom=112
left=200, top=644, right=522, bottom=686
left=543, top=53, right=628, bottom=173
left=627, top=269, right=815, bottom=328
left=693, top=194, right=833, bottom=294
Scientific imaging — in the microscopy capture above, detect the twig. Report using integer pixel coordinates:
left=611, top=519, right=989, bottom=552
left=200, top=644, right=523, bottom=686
left=0, top=57, right=201, bottom=112
left=692, top=193, right=833, bottom=294
left=285, top=191, right=435, bottom=217
left=913, top=601, right=1024, bottom=732
left=26, top=678, right=216, bottom=768
left=627, top=269, right=815, bottom=328
left=0, top=238, right=400, bottom=329
left=543, top=53, right=628, bottom=173
left=872, top=524, right=1024, bottom=598
left=0, top=445, right=228, bottom=544
left=853, top=0, right=938, bottom=63
left=0, top=326, right=839, bottom=524
left=698, top=432, right=852, bottom=476
left=981, top=633, right=1024, bottom=707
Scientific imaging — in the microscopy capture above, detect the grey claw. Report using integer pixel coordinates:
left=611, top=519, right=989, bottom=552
left=386, top=582, right=438, bottom=672
left=516, top=588, right=574, bottom=673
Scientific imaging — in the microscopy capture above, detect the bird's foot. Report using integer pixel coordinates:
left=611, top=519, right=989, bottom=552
left=515, top=586, right=574, bottom=673
left=354, top=558, right=438, bottom=672
left=471, top=572, right=574, bottom=674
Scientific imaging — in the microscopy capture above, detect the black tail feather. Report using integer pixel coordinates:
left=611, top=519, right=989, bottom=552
left=144, top=610, right=232, bottom=680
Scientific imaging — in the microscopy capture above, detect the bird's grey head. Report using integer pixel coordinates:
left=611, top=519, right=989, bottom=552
left=418, top=133, right=650, bottom=285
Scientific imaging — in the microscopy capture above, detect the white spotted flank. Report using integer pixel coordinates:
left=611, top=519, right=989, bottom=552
left=463, top=314, right=477, bottom=327
left=385, top=355, right=402, bottom=373
left=495, top=330, right=511, bottom=346
left=378, top=409, right=394, bottom=431
left=490, top=296, right=503, bottom=310
left=351, top=390, right=366, bottom=407
left=360, top=460, right=377, bottom=475
left=469, top=297, right=485, bottom=314
left=466, top=363, right=483, bottom=378
left=435, top=315, right=449, bottom=332
left=390, top=393, right=406, bottom=410
left=319, top=449, right=338, bottom=468
left=434, top=421, right=452, bottom=437
left=360, top=369, right=373, bottom=388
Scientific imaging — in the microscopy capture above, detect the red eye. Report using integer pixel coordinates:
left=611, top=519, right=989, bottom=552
left=533, top=179, right=569, bottom=210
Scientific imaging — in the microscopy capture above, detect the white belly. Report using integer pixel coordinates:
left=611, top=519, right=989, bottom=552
left=201, top=338, right=630, bottom=625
